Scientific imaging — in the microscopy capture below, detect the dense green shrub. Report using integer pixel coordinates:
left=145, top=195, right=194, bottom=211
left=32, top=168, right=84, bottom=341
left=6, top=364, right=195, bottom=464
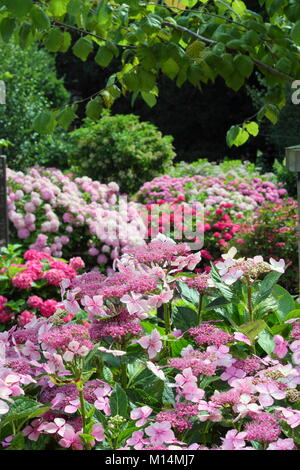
left=68, top=114, right=175, bottom=194
left=0, top=42, right=71, bottom=169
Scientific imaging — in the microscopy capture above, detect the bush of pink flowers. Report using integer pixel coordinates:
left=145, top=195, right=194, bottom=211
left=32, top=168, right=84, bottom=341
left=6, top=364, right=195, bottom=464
left=7, top=167, right=145, bottom=266
left=0, top=236, right=299, bottom=451
left=0, top=245, right=85, bottom=329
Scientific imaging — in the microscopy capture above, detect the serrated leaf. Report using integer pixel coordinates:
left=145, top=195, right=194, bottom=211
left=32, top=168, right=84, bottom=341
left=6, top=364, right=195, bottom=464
left=255, top=271, right=282, bottom=305
left=161, top=58, right=179, bottom=80
left=281, top=421, right=300, bottom=444
left=103, top=366, right=114, bottom=383
left=59, top=31, right=72, bottom=52
left=0, top=397, right=49, bottom=430
left=31, top=6, right=51, bottom=30
left=226, top=125, right=249, bottom=147
left=257, top=329, right=275, bottom=355
left=244, top=121, right=259, bottom=136
left=86, top=97, right=103, bottom=120
left=172, top=305, right=198, bottom=331
left=49, top=0, right=70, bottom=16
left=178, top=281, right=199, bottom=305
left=110, top=385, right=128, bottom=417
left=234, top=54, right=254, bottom=78
left=238, top=319, right=267, bottom=343
left=57, top=106, right=77, bottom=130
left=33, top=110, right=56, bottom=134
left=72, top=37, right=93, bottom=61
left=95, top=46, right=114, bottom=67
left=44, top=28, right=65, bottom=52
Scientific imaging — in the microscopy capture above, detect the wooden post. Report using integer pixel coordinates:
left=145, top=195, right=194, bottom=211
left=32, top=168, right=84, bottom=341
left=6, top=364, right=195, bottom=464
left=0, top=155, right=8, bottom=247
left=285, top=145, right=300, bottom=296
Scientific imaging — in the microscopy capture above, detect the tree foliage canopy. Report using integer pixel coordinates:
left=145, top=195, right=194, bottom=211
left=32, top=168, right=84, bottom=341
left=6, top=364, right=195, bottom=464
left=0, top=0, right=300, bottom=146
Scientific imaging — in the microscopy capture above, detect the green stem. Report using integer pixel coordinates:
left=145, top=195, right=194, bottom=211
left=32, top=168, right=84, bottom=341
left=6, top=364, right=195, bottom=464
left=120, top=357, right=127, bottom=389
left=247, top=280, right=253, bottom=322
left=77, top=385, right=91, bottom=450
left=197, top=294, right=203, bottom=325
left=163, top=302, right=171, bottom=335
left=163, top=302, right=172, bottom=356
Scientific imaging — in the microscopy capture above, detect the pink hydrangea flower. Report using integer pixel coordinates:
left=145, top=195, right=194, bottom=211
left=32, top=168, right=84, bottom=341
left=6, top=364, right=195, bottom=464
left=130, top=406, right=153, bottom=427
left=255, top=382, right=286, bottom=406
left=267, top=438, right=295, bottom=450
left=91, top=423, right=105, bottom=442
left=273, top=335, right=288, bottom=358
left=221, top=429, right=248, bottom=450
left=138, top=329, right=163, bottom=359
left=145, top=421, right=175, bottom=446
left=127, top=430, right=149, bottom=450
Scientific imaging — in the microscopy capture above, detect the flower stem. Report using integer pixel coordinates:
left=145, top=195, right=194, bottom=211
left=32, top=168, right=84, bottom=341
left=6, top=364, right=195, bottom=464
left=163, top=302, right=171, bottom=335
left=77, top=384, right=91, bottom=450
left=197, top=294, right=203, bottom=325
left=163, top=302, right=172, bottom=356
left=247, top=280, right=253, bottom=322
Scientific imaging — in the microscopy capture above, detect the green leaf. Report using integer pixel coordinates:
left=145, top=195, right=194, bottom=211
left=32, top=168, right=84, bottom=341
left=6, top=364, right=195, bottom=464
left=291, top=21, right=300, bottom=46
left=138, top=69, right=156, bottom=92
left=206, top=296, right=231, bottom=309
left=72, top=37, right=93, bottom=61
left=141, top=91, right=157, bottom=107
left=177, top=281, right=199, bottom=305
left=233, top=54, right=254, bottom=78
left=272, top=285, right=295, bottom=322
left=86, top=97, right=103, bottom=120
left=59, top=31, right=72, bottom=52
left=31, top=6, right=51, bottom=30
left=281, top=421, right=300, bottom=445
left=4, top=0, right=32, bottom=17
left=255, top=271, right=282, bottom=305
left=0, top=17, right=16, bottom=41
left=257, top=329, right=275, bottom=354
left=7, top=432, right=25, bottom=450
left=238, top=319, right=267, bottom=343
left=19, top=22, right=32, bottom=48
left=95, top=46, right=114, bottom=67
left=103, top=366, right=114, bottom=383
left=244, top=121, right=259, bottom=136
left=33, top=110, right=56, bottom=134
left=210, top=264, right=234, bottom=300
left=56, top=106, right=77, bottom=130
left=0, top=397, right=50, bottom=430
left=285, top=309, right=300, bottom=321
left=161, top=58, right=179, bottom=80
left=44, top=28, right=65, bottom=52
left=226, top=125, right=249, bottom=147
left=162, top=384, right=175, bottom=405
left=49, top=0, right=70, bottom=16
left=67, top=0, right=81, bottom=16
left=232, top=0, right=247, bottom=16
left=172, top=305, right=198, bottom=331
left=264, top=104, right=280, bottom=125
left=110, top=385, right=128, bottom=417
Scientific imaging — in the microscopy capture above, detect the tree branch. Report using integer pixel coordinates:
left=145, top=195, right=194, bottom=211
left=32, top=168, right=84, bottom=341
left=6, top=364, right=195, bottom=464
left=162, top=21, right=294, bottom=82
